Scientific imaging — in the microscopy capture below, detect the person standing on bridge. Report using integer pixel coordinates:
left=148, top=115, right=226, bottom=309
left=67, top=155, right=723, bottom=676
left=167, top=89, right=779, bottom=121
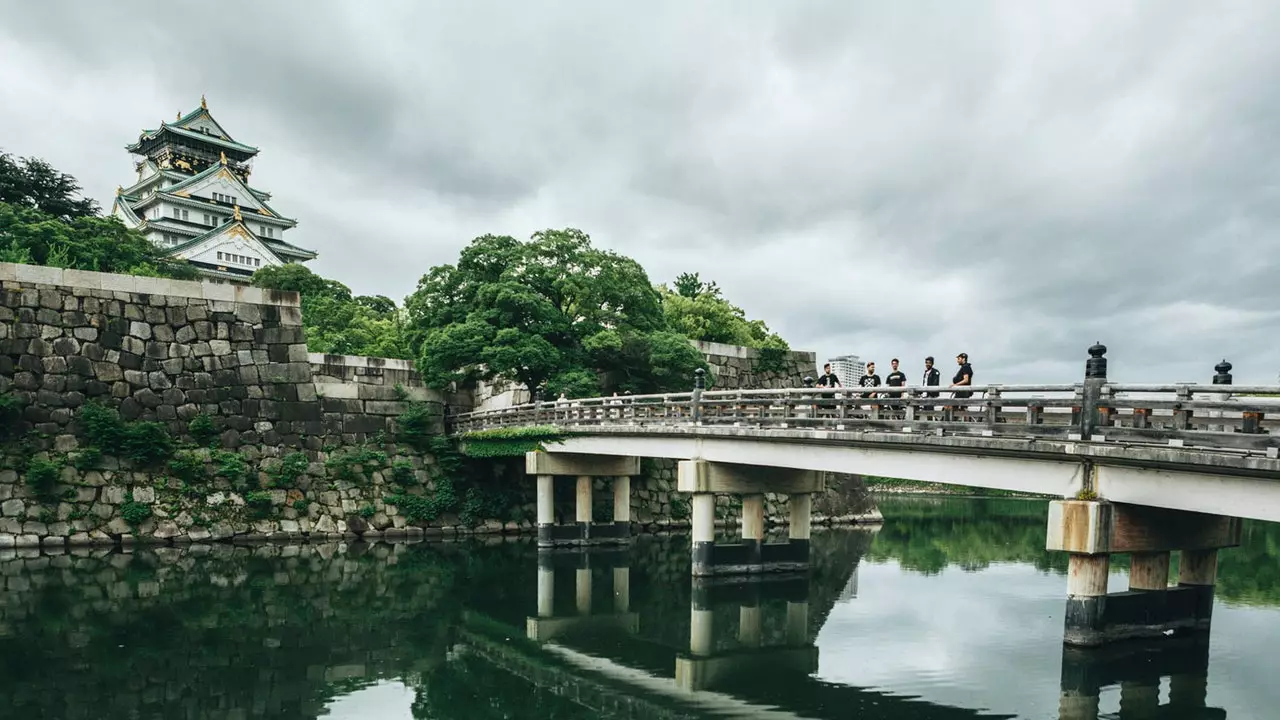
left=859, top=361, right=881, bottom=414
left=885, top=358, right=907, bottom=412
left=950, top=353, right=974, bottom=399
left=816, top=362, right=842, bottom=416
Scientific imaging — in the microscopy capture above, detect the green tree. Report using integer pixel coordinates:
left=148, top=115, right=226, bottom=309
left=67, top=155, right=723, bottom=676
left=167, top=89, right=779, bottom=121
left=252, top=264, right=409, bottom=358
left=0, top=152, right=99, bottom=221
left=405, top=228, right=705, bottom=396
left=658, top=274, right=788, bottom=349
left=0, top=151, right=195, bottom=279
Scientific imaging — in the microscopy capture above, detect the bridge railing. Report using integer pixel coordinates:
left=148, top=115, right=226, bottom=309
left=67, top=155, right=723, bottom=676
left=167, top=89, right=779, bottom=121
left=450, top=349, right=1280, bottom=455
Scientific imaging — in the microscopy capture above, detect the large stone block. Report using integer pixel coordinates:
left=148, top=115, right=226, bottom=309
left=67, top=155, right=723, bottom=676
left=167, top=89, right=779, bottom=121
left=677, top=460, right=824, bottom=494
left=525, top=452, right=641, bottom=477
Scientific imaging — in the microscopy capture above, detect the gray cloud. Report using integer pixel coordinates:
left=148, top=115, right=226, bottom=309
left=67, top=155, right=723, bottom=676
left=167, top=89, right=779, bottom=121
left=2, top=1, right=1279, bottom=383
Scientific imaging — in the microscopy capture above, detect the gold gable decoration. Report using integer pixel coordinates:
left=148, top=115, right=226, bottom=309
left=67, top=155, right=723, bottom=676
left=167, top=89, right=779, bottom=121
left=233, top=205, right=242, bottom=222
left=201, top=94, right=208, bottom=110
left=227, top=225, right=250, bottom=241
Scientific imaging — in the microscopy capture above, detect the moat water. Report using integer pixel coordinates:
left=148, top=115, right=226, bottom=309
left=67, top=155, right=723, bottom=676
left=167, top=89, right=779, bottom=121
left=1, top=497, right=1278, bottom=719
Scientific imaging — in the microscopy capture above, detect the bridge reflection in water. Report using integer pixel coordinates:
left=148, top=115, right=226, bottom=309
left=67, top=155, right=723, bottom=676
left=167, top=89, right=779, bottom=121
left=463, top=534, right=1228, bottom=720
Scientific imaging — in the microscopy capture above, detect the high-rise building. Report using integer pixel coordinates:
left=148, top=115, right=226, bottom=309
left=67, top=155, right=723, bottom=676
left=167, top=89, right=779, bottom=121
left=112, top=96, right=316, bottom=282
left=827, top=355, right=866, bottom=387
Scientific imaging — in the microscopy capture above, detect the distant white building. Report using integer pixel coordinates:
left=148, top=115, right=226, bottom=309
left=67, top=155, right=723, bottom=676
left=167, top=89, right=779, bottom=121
left=827, top=355, right=866, bottom=387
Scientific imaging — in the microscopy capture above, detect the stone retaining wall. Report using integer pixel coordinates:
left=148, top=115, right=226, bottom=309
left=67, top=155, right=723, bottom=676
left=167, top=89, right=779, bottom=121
left=694, top=339, right=816, bottom=390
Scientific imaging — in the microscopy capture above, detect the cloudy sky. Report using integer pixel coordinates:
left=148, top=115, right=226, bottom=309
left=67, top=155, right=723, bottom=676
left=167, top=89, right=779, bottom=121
left=2, top=1, right=1278, bottom=384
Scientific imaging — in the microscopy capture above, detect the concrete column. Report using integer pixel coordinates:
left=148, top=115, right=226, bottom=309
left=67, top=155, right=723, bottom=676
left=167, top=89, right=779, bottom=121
left=613, top=566, right=630, bottom=614
left=1179, top=549, right=1219, bottom=628
left=691, top=493, right=716, bottom=577
left=1128, top=551, right=1171, bottom=591
left=690, top=606, right=714, bottom=656
left=742, top=494, right=765, bottom=570
left=576, top=475, right=593, bottom=525
left=738, top=603, right=762, bottom=648
left=1169, top=673, right=1208, bottom=708
left=785, top=600, right=809, bottom=645
left=537, top=563, right=555, bottom=618
left=575, top=566, right=592, bottom=615
left=613, top=475, right=631, bottom=526
left=536, top=475, right=554, bottom=547
left=789, top=493, right=812, bottom=541
left=1064, top=554, right=1110, bottom=647
left=1119, top=681, right=1160, bottom=719
left=1179, top=549, right=1218, bottom=586
left=1058, top=691, right=1100, bottom=720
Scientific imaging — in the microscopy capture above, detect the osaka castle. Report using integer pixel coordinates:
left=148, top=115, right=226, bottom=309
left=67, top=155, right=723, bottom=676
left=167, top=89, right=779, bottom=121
left=111, top=95, right=316, bottom=282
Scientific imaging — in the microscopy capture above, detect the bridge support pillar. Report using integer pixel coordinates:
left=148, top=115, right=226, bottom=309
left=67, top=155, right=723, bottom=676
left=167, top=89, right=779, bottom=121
left=1047, top=500, right=1240, bottom=647
left=680, top=460, right=824, bottom=577
left=526, top=452, right=639, bottom=548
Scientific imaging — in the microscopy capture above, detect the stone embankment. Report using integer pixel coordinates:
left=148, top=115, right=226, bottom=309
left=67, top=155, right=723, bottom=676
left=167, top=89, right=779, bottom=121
left=0, top=262, right=875, bottom=548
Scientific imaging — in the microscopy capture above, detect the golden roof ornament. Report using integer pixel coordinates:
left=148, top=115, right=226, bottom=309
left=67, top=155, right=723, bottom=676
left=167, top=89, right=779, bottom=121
left=201, top=94, right=207, bottom=110
left=176, top=110, right=181, bottom=121
left=233, top=204, right=242, bottom=222
left=116, top=185, right=124, bottom=195
left=219, top=151, right=228, bottom=165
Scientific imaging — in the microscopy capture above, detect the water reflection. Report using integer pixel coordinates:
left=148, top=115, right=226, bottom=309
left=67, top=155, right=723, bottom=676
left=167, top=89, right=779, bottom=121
left=0, top=499, right=1275, bottom=719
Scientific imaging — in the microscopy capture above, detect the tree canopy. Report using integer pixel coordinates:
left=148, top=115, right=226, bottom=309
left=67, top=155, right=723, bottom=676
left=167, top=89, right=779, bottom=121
left=251, top=263, right=409, bottom=359
left=0, top=151, right=195, bottom=279
left=659, top=271, right=788, bottom=349
left=404, top=228, right=707, bottom=396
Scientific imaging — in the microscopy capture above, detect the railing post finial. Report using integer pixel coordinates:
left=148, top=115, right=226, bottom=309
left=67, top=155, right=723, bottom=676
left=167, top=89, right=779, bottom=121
left=1213, top=359, right=1233, bottom=385
left=1085, top=342, right=1108, bottom=380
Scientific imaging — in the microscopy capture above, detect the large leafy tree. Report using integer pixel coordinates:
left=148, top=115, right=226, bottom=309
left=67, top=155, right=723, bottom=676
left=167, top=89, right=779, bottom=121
left=405, top=228, right=705, bottom=396
left=0, top=152, right=196, bottom=279
left=252, top=264, right=409, bottom=358
left=659, top=271, right=788, bottom=349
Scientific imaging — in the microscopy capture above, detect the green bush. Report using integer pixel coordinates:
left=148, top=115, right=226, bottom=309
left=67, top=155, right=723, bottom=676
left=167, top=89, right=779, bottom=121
left=69, top=446, right=101, bottom=470
left=384, top=492, right=441, bottom=525
left=78, top=403, right=173, bottom=465
left=325, top=446, right=386, bottom=484
left=358, top=504, right=376, bottom=519
left=120, top=493, right=152, bottom=526
left=459, top=425, right=565, bottom=457
left=267, top=451, right=310, bottom=487
left=188, top=413, right=218, bottom=445
left=245, top=490, right=274, bottom=518
left=390, top=458, right=417, bottom=485
left=24, top=457, right=61, bottom=501
left=0, top=392, right=24, bottom=440
left=396, top=401, right=439, bottom=450
left=168, top=451, right=206, bottom=483
left=211, top=450, right=252, bottom=491
left=292, top=498, right=309, bottom=513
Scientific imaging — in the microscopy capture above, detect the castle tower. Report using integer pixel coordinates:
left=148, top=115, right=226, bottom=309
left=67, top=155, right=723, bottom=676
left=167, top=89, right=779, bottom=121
left=111, top=95, right=316, bottom=282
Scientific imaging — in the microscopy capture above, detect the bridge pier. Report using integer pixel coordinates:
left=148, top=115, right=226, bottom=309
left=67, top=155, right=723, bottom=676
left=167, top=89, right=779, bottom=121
left=1047, top=500, right=1240, bottom=647
left=680, top=460, right=824, bottom=576
left=526, top=549, right=638, bottom=642
left=676, top=576, right=818, bottom=692
left=527, top=452, right=640, bottom=548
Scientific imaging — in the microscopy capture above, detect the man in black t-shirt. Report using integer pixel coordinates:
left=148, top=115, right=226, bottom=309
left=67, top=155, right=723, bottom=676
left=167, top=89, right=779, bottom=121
left=885, top=358, right=906, bottom=410
left=859, top=361, right=881, bottom=394
left=951, top=353, right=974, bottom=399
left=816, top=363, right=842, bottom=389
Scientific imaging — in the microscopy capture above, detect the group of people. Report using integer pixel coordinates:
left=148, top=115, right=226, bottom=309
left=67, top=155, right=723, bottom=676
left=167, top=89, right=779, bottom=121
left=815, top=354, right=975, bottom=399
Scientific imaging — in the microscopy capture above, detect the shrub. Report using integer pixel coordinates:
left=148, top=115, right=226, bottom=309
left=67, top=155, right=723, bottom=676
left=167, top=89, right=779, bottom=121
left=384, top=492, right=440, bottom=525
left=80, top=402, right=122, bottom=447
left=70, top=446, right=101, bottom=470
left=245, top=490, right=274, bottom=518
left=267, top=452, right=310, bottom=487
left=458, top=425, right=565, bottom=457
left=212, top=450, right=252, bottom=491
left=358, top=504, right=376, bottom=519
left=292, top=498, right=309, bottom=513
left=396, top=401, right=439, bottom=450
left=0, top=392, right=24, bottom=440
left=168, top=451, right=206, bottom=483
left=24, top=457, right=61, bottom=501
left=188, top=413, right=218, bottom=445
left=325, top=446, right=386, bottom=484
left=118, top=421, right=173, bottom=466
left=390, top=458, right=416, bottom=485
left=120, top=492, right=152, bottom=526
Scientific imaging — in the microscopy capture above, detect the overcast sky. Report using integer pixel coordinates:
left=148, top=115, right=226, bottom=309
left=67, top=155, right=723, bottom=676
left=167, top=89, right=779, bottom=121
left=2, top=1, right=1278, bottom=384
